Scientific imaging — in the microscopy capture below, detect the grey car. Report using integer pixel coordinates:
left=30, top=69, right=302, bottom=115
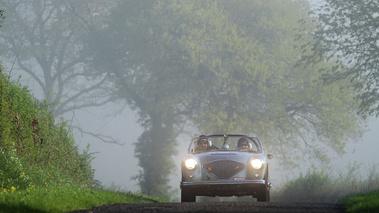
left=180, top=134, right=273, bottom=202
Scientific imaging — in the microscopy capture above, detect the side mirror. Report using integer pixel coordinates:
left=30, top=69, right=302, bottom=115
left=267, top=153, right=273, bottom=159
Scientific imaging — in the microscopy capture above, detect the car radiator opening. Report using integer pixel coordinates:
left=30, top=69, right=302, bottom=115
left=203, top=160, right=245, bottom=179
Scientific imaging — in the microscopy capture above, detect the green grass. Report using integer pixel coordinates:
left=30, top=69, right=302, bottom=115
left=339, top=190, right=379, bottom=213
left=0, top=184, right=167, bottom=213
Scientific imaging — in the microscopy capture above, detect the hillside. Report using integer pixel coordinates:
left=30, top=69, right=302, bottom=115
left=0, top=65, right=167, bottom=213
left=0, top=65, right=94, bottom=191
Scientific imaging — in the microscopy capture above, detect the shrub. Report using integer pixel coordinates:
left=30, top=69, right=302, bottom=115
left=273, top=170, right=338, bottom=202
left=272, top=162, right=379, bottom=203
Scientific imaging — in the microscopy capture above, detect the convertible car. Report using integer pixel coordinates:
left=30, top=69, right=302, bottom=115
left=180, top=134, right=273, bottom=202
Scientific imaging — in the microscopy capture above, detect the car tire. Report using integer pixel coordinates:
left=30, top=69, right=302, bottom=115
left=181, top=188, right=196, bottom=202
left=256, top=186, right=269, bottom=202
left=256, top=168, right=270, bottom=202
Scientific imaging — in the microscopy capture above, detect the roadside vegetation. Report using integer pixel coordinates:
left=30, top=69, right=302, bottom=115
left=0, top=68, right=166, bottom=212
left=0, top=184, right=165, bottom=213
left=272, top=163, right=379, bottom=211
left=0, top=68, right=92, bottom=188
left=273, top=163, right=379, bottom=203
left=339, top=190, right=379, bottom=213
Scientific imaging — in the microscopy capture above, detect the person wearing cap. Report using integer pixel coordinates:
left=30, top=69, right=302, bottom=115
left=195, top=135, right=209, bottom=152
left=238, top=137, right=250, bottom=150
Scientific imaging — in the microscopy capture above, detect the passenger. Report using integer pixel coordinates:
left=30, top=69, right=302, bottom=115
left=238, top=137, right=249, bottom=150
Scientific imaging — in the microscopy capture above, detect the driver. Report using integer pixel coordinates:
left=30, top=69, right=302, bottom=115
left=238, top=137, right=250, bottom=150
left=195, top=135, right=209, bottom=152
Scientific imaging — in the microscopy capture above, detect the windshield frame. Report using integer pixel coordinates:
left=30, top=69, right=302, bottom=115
left=188, top=134, right=263, bottom=154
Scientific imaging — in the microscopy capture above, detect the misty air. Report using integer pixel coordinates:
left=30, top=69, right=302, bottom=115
left=0, top=0, right=378, bottom=212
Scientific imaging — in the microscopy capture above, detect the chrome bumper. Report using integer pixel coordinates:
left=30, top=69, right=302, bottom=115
left=181, top=180, right=265, bottom=187
left=180, top=180, right=267, bottom=197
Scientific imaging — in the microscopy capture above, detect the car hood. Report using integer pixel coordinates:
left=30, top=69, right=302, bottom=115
left=196, top=151, right=261, bottom=165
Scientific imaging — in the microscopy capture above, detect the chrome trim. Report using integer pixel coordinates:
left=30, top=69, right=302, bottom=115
left=182, top=180, right=265, bottom=186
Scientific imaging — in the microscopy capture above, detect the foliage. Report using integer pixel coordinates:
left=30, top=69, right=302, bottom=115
left=273, top=162, right=379, bottom=203
left=87, top=0, right=364, bottom=197
left=339, top=190, right=379, bottom=213
left=0, top=184, right=166, bottom=213
left=0, top=71, right=95, bottom=191
left=300, top=0, right=379, bottom=118
left=273, top=170, right=337, bottom=202
left=169, top=0, right=363, bottom=164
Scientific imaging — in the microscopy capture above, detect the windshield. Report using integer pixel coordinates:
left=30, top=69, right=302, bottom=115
left=188, top=135, right=262, bottom=154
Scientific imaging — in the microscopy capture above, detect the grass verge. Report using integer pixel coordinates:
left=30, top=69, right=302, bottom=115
left=339, top=190, right=379, bottom=213
left=0, top=184, right=167, bottom=213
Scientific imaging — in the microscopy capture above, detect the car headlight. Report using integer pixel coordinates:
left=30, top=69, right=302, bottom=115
left=184, top=158, right=197, bottom=170
left=251, top=159, right=263, bottom=169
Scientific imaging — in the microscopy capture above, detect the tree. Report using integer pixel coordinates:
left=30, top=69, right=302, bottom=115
left=300, top=0, right=379, bottom=118
left=87, top=1, right=197, bottom=198
left=164, top=0, right=363, bottom=164
left=0, top=0, right=124, bottom=144
left=0, top=0, right=116, bottom=117
left=88, top=0, right=363, bottom=197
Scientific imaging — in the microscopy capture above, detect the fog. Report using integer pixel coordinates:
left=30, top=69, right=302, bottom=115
left=71, top=101, right=379, bottom=197
left=4, top=69, right=379, bottom=199
left=64, top=69, right=378, bottom=196
left=1, top=0, right=378, bottom=201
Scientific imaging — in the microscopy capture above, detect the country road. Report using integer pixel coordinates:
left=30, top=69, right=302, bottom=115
left=71, top=202, right=345, bottom=213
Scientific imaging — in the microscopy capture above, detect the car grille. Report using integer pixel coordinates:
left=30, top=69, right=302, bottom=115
left=203, top=160, right=245, bottom=179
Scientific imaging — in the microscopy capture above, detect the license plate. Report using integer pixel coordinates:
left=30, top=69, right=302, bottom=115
left=233, top=177, right=246, bottom=180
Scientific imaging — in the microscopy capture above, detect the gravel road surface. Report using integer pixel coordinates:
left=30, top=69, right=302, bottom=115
left=71, top=202, right=345, bottom=213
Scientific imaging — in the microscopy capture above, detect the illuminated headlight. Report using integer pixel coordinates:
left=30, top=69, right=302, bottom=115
left=251, top=159, right=263, bottom=169
left=184, top=158, right=197, bottom=170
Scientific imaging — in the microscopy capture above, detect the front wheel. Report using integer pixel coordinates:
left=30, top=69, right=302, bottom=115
left=256, top=186, right=270, bottom=202
left=181, top=188, right=196, bottom=202
left=257, top=168, right=270, bottom=202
